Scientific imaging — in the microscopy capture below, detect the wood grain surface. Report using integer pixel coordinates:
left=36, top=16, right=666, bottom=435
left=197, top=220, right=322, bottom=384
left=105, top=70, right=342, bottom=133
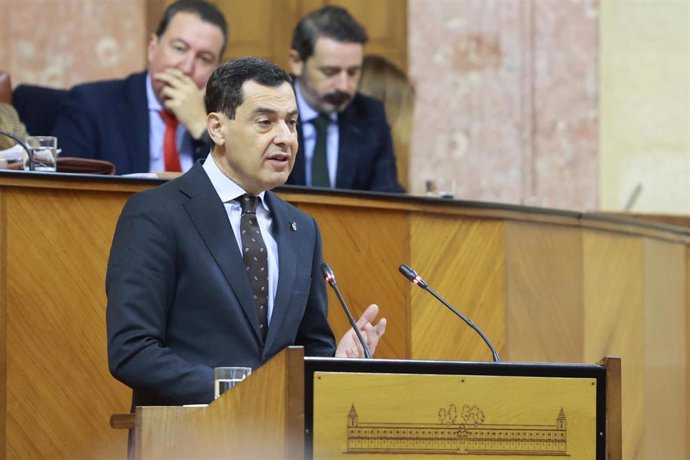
left=0, top=173, right=687, bottom=459
left=137, top=347, right=304, bottom=460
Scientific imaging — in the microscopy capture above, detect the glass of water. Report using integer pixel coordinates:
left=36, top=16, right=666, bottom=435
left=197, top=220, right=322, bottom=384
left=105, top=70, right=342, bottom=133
left=425, top=178, right=455, bottom=199
left=25, top=136, right=59, bottom=171
left=214, top=366, right=252, bottom=399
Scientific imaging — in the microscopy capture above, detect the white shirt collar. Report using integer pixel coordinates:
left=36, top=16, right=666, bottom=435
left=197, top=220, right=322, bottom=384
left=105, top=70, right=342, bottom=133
left=145, top=73, right=163, bottom=112
left=202, top=153, right=267, bottom=208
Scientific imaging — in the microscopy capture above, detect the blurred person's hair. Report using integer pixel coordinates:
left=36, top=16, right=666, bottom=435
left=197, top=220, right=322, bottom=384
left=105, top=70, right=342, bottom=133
left=359, top=55, right=415, bottom=189
left=291, top=5, right=368, bottom=61
left=156, top=0, right=229, bottom=58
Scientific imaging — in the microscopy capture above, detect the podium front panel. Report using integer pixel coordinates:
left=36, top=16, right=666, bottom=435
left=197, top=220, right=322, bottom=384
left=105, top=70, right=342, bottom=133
left=304, top=358, right=606, bottom=460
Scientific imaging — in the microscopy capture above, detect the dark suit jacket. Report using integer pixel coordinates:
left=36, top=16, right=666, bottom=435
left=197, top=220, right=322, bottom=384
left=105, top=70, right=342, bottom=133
left=106, top=162, right=336, bottom=407
left=287, top=92, right=404, bottom=193
left=52, top=72, right=209, bottom=175
left=12, top=84, right=68, bottom=135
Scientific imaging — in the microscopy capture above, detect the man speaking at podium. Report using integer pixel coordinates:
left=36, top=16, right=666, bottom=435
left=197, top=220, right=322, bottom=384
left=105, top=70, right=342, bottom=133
left=106, top=57, right=386, bottom=408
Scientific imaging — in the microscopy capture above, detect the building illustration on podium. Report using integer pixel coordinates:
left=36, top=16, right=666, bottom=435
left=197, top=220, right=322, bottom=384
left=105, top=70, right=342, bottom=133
left=345, top=403, right=568, bottom=455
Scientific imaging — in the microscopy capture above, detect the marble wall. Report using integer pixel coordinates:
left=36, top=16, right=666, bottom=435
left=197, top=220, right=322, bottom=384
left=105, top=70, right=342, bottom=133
left=408, top=0, right=599, bottom=210
left=599, top=0, right=690, bottom=214
left=0, top=0, right=147, bottom=88
left=2, top=0, right=687, bottom=214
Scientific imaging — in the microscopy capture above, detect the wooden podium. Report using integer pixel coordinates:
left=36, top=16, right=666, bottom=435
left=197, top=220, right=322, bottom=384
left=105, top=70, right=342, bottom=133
left=1, top=171, right=679, bottom=458
left=129, top=347, right=620, bottom=459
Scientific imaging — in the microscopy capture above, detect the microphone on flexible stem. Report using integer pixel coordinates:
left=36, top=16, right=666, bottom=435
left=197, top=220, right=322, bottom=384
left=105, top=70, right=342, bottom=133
left=0, top=130, right=34, bottom=171
left=321, top=262, right=372, bottom=359
left=399, top=263, right=501, bottom=362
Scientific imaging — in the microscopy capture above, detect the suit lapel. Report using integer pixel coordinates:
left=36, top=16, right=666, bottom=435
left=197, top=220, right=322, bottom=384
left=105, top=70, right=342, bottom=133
left=335, top=109, right=360, bottom=189
left=120, top=72, right=149, bottom=173
left=178, top=164, right=264, bottom=342
left=289, top=120, right=307, bottom=185
left=262, top=192, right=298, bottom=352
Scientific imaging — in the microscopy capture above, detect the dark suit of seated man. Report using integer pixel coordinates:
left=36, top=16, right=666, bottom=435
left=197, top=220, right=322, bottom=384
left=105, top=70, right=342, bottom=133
left=52, top=0, right=226, bottom=175
left=106, top=57, right=387, bottom=408
left=285, top=5, right=404, bottom=193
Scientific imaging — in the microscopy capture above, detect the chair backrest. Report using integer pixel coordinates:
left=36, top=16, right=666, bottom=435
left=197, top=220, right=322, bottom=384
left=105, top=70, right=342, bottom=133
left=12, top=84, right=68, bottom=135
left=0, top=72, right=11, bottom=104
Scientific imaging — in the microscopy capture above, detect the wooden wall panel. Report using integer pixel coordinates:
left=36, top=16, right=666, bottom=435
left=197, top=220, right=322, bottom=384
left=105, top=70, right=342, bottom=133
left=504, top=222, right=583, bottom=363
left=583, top=231, right=644, bottom=460
left=602, top=212, right=690, bottom=454
left=145, top=0, right=166, bottom=38
left=5, top=189, right=131, bottom=459
left=1, top=175, right=688, bottom=459
left=409, top=216, right=504, bottom=362
left=207, top=0, right=408, bottom=71
left=324, top=0, right=408, bottom=70
left=221, top=0, right=299, bottom=69
left=298, top=203, right=409, bottom=359
left=642, top=238, right=686, bottom=458
left=0, top=189, right=6, bottom=460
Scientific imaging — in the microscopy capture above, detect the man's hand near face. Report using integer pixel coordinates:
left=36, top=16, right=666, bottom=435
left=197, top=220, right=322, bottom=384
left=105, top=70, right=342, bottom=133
left=154, top=68, right=208, bottom=140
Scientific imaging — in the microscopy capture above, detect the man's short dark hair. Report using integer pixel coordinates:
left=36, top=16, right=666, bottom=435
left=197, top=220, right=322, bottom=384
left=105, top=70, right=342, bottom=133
left=156, top=0, right=229, bottom=58
left=205, top=57, right=294, bottom=119
left=291, top=5, right=368, bottom=61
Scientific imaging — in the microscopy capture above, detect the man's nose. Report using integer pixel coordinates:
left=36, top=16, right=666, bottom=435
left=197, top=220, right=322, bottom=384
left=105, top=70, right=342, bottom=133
left=334, top=71, right=353, bottom=92
left=273, top=121, right=294, bottom=145
left=176, top=53, right=195, bottom=75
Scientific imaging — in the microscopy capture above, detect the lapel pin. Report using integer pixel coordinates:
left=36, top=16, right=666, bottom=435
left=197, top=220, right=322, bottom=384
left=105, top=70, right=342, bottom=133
left=291, top=222, right=297, bottom=232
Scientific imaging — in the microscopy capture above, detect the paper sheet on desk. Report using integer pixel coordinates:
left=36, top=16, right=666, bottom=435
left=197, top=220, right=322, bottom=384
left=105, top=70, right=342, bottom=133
left=0, top=145, right=25, bottom=169
left=122, top=171, right=183, bottom=180
left=0, top=144, right=24, bottom=161
left=122, top=172, right=160, bottom=179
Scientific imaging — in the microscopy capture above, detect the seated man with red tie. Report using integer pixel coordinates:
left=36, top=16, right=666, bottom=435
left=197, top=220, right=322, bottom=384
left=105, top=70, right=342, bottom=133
left=52, top=0, right=227, bottom=175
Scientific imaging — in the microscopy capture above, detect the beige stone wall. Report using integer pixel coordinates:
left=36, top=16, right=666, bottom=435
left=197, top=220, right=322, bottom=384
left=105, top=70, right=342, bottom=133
left=408, top=0, right=599, bottom=210
left=0, top=0, right=147, bottom=88
left=2, top=0, right=688, bottom=215
left=599, top=0, right=690, bottom=214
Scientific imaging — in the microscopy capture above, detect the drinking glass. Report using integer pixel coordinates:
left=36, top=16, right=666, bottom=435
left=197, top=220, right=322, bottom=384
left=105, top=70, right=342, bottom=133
left=214, top=366, right=252, bottom=399
left=425, top=178, right=455, bottom=199
left=25, top=136, right=59, bottom=171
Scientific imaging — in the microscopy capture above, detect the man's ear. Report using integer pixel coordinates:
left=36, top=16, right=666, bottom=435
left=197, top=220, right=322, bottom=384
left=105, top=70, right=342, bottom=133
left=207, top=112, right=225, bottom=146
left=288, top=50, right=304, bottom=77
left=147, top=33, right=158, bottom=63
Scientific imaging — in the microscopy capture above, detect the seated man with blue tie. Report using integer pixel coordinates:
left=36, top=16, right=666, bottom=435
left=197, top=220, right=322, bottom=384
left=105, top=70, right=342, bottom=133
left=52, top=0, right=227, bottom=175
left=286, top=6, right=404, bottom=193
left=106, top=57, right=387, bottom=408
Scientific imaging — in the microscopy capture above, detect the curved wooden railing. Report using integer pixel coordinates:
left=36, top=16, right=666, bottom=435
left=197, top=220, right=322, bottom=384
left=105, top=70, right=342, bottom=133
left=0, top=170, right=687, bottom=458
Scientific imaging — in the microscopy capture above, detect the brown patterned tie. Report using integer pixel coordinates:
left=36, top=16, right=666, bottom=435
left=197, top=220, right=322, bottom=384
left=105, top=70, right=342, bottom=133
left=239, top=194, right=269, bottom=340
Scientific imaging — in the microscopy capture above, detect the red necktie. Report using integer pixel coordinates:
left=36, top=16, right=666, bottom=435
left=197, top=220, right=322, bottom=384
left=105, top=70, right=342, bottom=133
left=159, top=110, right=181, bottom=172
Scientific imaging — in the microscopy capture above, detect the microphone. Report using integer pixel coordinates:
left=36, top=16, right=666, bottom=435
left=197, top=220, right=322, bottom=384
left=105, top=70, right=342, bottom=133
left=399, top=263, right=500, bottom=362
left=321, top=262, right=372, bottom=359
left=0, top=130, right=34, bottom=171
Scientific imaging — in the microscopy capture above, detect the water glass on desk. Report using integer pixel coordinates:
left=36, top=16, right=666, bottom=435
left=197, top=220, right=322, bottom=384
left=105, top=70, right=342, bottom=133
left=25, top=136, right=59, bottom=171
left=425, top=178, right=455, bottom=199
left=214, top=366, right=252, bottom=399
